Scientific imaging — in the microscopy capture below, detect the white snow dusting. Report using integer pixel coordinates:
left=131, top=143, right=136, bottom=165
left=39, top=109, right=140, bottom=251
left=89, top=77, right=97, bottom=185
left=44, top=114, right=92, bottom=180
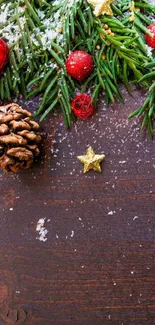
left=36, top=218, right=49, bottom=242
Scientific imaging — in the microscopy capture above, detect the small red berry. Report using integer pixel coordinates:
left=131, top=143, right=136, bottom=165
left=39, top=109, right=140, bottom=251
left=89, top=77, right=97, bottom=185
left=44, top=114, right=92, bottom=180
left=0, top=39, right=9, bottom=74
left=66, top=50, right=94, bottom=81
left=71, top=94, right=94, bottom=119
left=145, top=23, right=155, bottom=49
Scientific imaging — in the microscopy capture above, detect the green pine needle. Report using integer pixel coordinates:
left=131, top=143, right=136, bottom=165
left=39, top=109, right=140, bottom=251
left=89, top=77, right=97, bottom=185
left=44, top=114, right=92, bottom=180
left=0, top=0, right=154, bottom=133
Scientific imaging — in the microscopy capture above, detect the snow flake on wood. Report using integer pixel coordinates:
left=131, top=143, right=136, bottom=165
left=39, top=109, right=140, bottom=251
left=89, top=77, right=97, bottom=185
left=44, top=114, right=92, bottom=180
left=36, top=218, right=49, bottom=242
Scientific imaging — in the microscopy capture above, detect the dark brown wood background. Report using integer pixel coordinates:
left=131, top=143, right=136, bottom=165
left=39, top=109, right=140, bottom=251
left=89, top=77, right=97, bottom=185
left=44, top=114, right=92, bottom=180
left=0, top=86, right=155, bottom=325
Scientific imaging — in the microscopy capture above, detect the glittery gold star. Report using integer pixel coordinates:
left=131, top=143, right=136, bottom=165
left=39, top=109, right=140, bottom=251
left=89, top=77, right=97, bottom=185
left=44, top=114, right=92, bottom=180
left=87, top=0, right=114, bottom=16
left=77, top=146, right=105, bottom=173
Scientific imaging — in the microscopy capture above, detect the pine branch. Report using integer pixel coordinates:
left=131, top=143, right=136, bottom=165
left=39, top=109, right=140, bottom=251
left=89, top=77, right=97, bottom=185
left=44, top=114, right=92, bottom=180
left=0, top=0, right=154, bottom=133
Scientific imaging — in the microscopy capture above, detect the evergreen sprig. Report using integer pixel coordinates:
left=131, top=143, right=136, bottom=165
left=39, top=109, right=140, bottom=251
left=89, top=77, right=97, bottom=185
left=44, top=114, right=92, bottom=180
left=0, top=0, right=155, bottom=134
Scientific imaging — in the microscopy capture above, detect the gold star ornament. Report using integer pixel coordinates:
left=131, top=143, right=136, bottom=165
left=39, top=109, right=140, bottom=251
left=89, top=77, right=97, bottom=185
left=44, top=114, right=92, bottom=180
left=77, top=146, right=105, bottom=173
left=87, top=0, right=114, bottom=16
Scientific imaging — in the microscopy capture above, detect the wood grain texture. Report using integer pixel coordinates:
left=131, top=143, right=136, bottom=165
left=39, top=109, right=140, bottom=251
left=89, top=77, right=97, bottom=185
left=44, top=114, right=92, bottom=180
left=0, top=86, right=155, bottom=324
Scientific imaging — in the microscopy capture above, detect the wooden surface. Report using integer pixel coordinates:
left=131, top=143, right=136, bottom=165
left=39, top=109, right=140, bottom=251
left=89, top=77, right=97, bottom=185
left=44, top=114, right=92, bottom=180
left=1, top=86, right=155, bottom=324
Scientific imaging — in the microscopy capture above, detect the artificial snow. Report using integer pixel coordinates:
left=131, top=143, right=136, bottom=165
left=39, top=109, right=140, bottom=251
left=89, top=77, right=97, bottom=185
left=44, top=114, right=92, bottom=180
left=146, top=45, right=154, bottom=58
left=36, top=218, right=48, bottom=242
left=148, top=0, right=155, bottom=5
left=0, top=0, right=76, bottom=49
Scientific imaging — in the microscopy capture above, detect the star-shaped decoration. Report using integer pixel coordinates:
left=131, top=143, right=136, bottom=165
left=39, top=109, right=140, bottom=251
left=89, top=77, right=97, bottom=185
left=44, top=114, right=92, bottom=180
left=77, top=146, right=105, bottom=173
left=87, top=0, right=114, bottom=16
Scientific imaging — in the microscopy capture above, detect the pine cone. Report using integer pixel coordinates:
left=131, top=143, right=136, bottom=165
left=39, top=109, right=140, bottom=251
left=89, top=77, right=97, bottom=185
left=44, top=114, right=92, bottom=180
left=0, top=103, right=41, bottom=173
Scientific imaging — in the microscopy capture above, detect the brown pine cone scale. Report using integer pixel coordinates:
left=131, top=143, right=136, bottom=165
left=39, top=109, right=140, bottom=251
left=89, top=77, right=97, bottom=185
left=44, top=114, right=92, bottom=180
left=0, top=103, right=41, bottom=173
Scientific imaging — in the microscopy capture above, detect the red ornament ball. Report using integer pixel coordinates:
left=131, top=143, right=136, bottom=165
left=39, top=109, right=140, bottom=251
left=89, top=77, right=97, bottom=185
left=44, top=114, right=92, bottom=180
left=0, top=39, right=9, bottom=74
left=145, top=23, right=155, bottom=49
left=71, top=94, right=94, bottom=119
left=66, top=50, right=94, bottom=81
